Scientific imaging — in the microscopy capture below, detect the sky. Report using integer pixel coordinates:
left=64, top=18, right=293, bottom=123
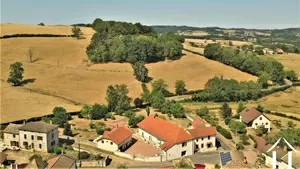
left=1, top=0, right=300, bottom=29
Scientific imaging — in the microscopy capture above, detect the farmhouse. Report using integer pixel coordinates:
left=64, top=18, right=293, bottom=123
left=137, top=115, right=217, bottom=161
left=239, top=107, right=271, bottom=132
left=3, top=121, right=59, bottom=153
left=187, top=127, right=217, bottom=152
left=94, top=127, right=133, bottom=152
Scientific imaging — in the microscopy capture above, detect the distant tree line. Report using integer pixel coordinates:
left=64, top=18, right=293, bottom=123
left=86, top=18, right=184, bottom=64
left=204, top=43, right=287, bottom=84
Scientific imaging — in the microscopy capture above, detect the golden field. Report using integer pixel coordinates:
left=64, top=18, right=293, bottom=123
left=268, top=53, right=300, bottom=75
left=185, top=38, right=252, bottom=47
left=1, top=24, right=258, bottom=123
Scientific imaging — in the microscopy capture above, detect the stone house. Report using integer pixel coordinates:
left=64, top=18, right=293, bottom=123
left=94, top=127, right=133, bottom=152
left=137, top=115, right=217, bottom=161
left=3, top=122, right=59, bottom=153
left=239, top=107, right=271, bottom=132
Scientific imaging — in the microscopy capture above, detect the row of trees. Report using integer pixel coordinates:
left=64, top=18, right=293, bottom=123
left=86, top=19, right=184, bottom=64
left=192, top=76, right=262, bottom=102
left=204, top=43, right=289, bottom=84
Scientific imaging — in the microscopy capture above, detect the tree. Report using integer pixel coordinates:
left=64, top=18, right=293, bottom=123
left=96, top=128, right=104, bottom=135
left=285, top=70, right=298, bottom=82
left=79, top=105, right=92, bottom=118
left=128, top=115, right=145, bottom=127
left=72, top=26, right=83, bottom=39
left=132, top=62, right=149, bottom=82
left=229, top=120, right=246, bottom=134
left=197, top=106, right=209, bottom=117
left=175, top=80, right=186, bottom=95
left=106, top=84, right=131, bottom=114
left=90, top=104, right=108, bottom=120
left=146, top=107, right=150, bottom=116
left=228, top=41, right=233, bottom=46
left=240, top=134, right=249, bottom=145
left=63, top=123, right=72, bottom=136
left=237, top=102, right=246, bottom=114
left=150, top=91, right=165, bottom=110
left=7, top=62, right=24, bottom=86
left=170, top=103, right=185, bottom=118
left=133, top=98, right=143, bottom=108
left=222, top=103, right=232, bottom=118
left=257, top=72, right=270, bottom=89
left=52, top=107, right=70, bottom=127
left=151, top=79, right=169, bottom=96
left=38, top=22, right=45, bottom=26
left=256, top=104, right=264, bottom=113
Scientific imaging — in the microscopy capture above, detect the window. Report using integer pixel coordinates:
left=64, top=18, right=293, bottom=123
left=255, top=123, right=258, bottom=126
left=39, top=144, right=42, bottom=149
left=13, top=134, right=16, bottom=138
left=196, top=139, right=198, bottom=142
left=24, top=134, right=27, bottom=139
left=37, top=136, right=43, bottom=141
left=181, top=151, right=186, bottom=157
left=101, top=140, right=104, bottom=143
left=260, top=117, right=262, bottom=120
left=31, top=135, right=34, bottom=140
left=266, top=123, right=268, bottom=125
left=207, top=143, right=212, bottom=148
left=208, top=136, right=210, bottom=140
left=182, top=142, right=187, bottom=147
left=202, top=138, right=204, bottom=141
left=51, top=141, right=55, bottom=146
left=201, top=144, right=204, bottom=148
left=110, top=142, right=113, bottom=145
left=31, top=143, right=34, bottom=148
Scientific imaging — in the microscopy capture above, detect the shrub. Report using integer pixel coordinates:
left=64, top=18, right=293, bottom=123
left=225, top=118, right=231, bottom=125
left=96, top=128, right=105, bottom=135
left=89, top=122, right=95, bottom=129
left=79, top=151, right=90, bottom=159
left=133, top=98, right=144, bottom=108
left=124, top=110, right=135, bottom=118
left=54, top=146, right=62, bottom=155
left=214, top=163, right=221, bottom=169
left=232, top=114, right=240, bottom=119
left=216, top=125, right=232, bottom=139
left=236, top=142, right=245, bottom=150
left=111, top=115, right=116, bottom=120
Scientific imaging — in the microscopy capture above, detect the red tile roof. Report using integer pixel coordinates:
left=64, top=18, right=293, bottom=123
left=102, top=127, right=132, bottom=145
left=47, top=154, right=76, bottom=169
left=137, top=115, right=193, bottom=150
left=192, top=119, right=206, bottom=128
left=240, top=107, right=261, bottom=123
left=187, top=126, right=217, bottom=138
left=0, top=152, right=7, bottom=163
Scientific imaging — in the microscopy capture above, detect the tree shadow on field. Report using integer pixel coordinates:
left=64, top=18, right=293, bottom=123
left=21, top=78, right=36, bottom=86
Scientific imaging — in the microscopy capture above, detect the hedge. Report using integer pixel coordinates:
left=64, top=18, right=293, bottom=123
left=0, top=34, right=74, bottom=39
left=264, top=110, right=300, bottom=121
left=216, top=125, right=232, bottom=139
left=248, top=134, right=257, bottom=148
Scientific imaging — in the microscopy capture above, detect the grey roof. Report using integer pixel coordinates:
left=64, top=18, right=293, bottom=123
left=3, top=123, right=23, bottom=134
left=19, top=121, right=58, bottom=133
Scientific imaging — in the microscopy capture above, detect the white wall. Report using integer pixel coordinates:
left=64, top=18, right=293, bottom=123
left=251, top=115, right=271, bottom=132
left=97, top=138, right=118, bottom=152
left=138, top=128, right=164, bottom=146
left=162, top=140, right=194, bottom=161
left=193, top=135, right=216, bottom=152
left=4, top=133, right=20, bottom=147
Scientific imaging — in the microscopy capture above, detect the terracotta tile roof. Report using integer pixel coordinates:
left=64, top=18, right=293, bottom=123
left=137, top=115, right=193, bottom=151
left=19, top=121, right=58, bottom=133
left=240, top=107, right=261, bottom=123
left=47, top=154, right=76, bottom=169
left=224, top=151, right=250, bottom=169
left=254, top=136, right=266, bottom=153
left=0, top=152, right=7, bottom=163
left=187, top=126, right=216, bottom=138
left=102, top=127, right=132, bottom=145
left=192, top=119, right=206, bottom=128
left=3, top=123, right=23, bottom=134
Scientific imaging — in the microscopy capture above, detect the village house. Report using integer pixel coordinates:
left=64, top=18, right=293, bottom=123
left=3, top=121, right=59, bottom=153
left=137, top=115, right=217, bottom=161
left=187, top=126, right=217, bottom=152
left=94, top=127, right=133, bottom=152
left=276, top=48, right=284, bottom=54
left=240, top=107, right=271, bottom=132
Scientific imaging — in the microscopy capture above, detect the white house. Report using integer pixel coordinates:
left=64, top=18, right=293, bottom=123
left=240, top=107, right=271, bottom=132
left=187, top=126, right=217, bottom=152
left=94, top=127, right=133, bottom=152
left=137, top=115, right=217, bottom=161
left=3, top=122, right=59, bottom=153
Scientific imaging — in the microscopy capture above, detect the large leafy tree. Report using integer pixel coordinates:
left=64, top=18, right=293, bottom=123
left=7, top=62, right=24, bottom=86
left=90, top=104, right=109, bottom=120
left=229, top=120, right=246, bottom=134
left=257, top=72, right=270, bottom=89
left=63, top=122, right=72, bottom=136
left=222, top=103, right=232, bottom=118
left=175, top=80, right=186, bottom=95
left=106, top=84, right=131, bottom=114
left=52, top=107, right=70, bottom=127
left=72, top=26, right=83, bottom=39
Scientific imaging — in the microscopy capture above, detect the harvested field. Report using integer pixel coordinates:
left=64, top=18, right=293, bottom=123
left=268, top=53, right=300, bottom=75
left=0, top=23, right=94, bottom=36
left=0, top=82, right=80, bottom=123
left=146, top=50, right=257, bottom=92
left=185, top=38, right=252, bottom=46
